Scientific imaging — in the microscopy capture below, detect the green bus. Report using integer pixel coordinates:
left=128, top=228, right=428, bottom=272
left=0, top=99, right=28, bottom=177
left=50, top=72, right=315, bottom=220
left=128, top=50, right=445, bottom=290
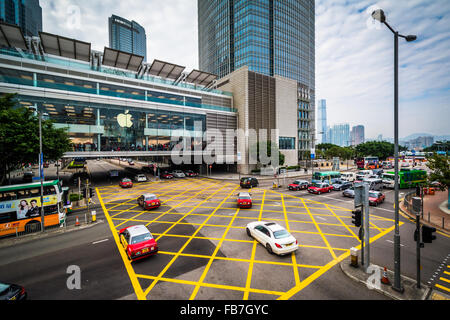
left=381, top=169, right=427, bottom=189
left=312, top=171, right=341, bottom=184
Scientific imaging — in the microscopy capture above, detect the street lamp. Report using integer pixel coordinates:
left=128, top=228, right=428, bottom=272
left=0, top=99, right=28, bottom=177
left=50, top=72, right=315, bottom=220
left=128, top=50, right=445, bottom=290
left=372, top=8, right=417, bottom=293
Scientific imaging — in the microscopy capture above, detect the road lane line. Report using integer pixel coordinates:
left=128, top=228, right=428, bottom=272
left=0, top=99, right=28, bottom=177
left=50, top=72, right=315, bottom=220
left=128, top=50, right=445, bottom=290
left=92, top=239, right=109, bottom=245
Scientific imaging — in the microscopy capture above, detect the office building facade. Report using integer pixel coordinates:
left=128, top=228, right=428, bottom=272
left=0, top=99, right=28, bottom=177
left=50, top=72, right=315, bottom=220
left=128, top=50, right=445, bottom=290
left=0, top=0, right=42, bottom=37
left=0, top=24, right=236, bottom=166
left=198, top=0, right=315, bottom=160
left=330, top=124, right=350, bottom=147
left=317, top=99, right=327, bottom=144
left=109, top=15, right=147, bottom=61
left=351, top=125, right=365, bottom=146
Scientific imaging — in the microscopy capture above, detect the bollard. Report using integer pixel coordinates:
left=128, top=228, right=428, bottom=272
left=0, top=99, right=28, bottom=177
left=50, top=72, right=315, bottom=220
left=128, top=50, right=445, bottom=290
left=428, top=212, right=430, bottom=223
left=443, top=217, right=445, bottom=230
left=350, top=247, right=358, bottom=267
left=91, top=210, right=97, bottom=223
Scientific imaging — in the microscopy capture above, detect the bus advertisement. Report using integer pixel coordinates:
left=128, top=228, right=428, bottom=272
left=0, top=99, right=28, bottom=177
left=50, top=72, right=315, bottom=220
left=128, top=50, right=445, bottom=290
left=0, top=180, right=67, bottom=237
left=381, top=169, right=427, bottom=189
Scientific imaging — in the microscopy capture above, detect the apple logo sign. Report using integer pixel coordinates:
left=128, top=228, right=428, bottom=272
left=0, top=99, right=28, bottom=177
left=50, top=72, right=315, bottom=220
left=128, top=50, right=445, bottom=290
left=117, top=110, right=133, bottom=128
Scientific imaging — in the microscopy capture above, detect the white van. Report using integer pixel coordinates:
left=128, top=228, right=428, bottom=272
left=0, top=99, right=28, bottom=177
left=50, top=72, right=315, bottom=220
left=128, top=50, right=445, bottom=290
left=363, top=178, right=384, bottom=191
left=356, top=170, right=373, bottom=181
left=340, top=172, right=356, bottom=182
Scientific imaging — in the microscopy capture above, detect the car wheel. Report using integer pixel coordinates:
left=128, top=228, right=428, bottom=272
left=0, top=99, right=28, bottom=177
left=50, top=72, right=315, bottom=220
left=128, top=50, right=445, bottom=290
left=246, top=228, right=251, bottom=237
left=266, top=243, right=273, bottom=254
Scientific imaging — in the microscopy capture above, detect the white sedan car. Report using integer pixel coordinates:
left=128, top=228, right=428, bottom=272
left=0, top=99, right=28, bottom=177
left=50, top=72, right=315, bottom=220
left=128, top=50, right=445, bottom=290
left=134, top=174, right=148, bottom=182
left=246, top=221, right=298, bottom=255
left=171, top=170, right=185, bottom=178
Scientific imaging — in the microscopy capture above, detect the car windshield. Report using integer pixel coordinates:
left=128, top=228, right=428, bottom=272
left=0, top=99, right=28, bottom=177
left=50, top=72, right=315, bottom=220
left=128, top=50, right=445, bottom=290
left=273, top=230, right=291, bottom=239
left=312, top=183, right=323, bottom=188
left=0, top=283, right=10, bottom=293
left=130, top=233, right=153, bottom=244
left=369, top=192, right=379, bottom=198
left=239, top=196, right=251, bottom=199
left=122, top=179, right=131, bottom=182
left=145, top=195, right=157, bottom=201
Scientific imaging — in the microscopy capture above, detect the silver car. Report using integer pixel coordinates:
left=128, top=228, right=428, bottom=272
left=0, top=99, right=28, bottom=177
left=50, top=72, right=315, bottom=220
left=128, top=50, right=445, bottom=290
left=171, top=170, right=186, bottom=178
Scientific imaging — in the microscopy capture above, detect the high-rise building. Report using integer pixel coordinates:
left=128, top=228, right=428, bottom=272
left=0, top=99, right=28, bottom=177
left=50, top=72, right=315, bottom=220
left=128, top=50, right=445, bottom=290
left=351, top=125, right=365, bottom=146
left=317, top=99, right=327, bottom=144
left=109, top=15, right=147, bottom=61
left=330, top=124, right=350, bottom=147
left=198, top=0, right=315, bottom=159
left=0, top=0, right=42, bottom=37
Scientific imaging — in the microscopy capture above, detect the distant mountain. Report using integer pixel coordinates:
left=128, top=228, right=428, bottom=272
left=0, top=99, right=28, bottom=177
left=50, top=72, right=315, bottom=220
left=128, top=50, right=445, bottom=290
left=401, top=133, right=433, bottom=141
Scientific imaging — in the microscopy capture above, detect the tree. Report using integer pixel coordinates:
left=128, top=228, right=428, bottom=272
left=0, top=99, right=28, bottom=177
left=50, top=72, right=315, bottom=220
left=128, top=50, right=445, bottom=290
left=355, top=141, right=401, bottom=160
left=426, top=153, right=450, bottom=209
left=250, top=140, right=285, bottom=168
left=0, top=94, right=72, bottom=185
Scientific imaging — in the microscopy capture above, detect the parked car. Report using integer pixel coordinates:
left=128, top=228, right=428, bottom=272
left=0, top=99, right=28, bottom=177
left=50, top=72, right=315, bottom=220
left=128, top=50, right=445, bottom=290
left=332, top=180, right=353, bottom=191
left=288, top=180, right=309, bottom=191
left=246, top=221, right=298, bottom=256
left=342, top=187, right=355, bottom=198
left=22, top=171, right=34, bottom=182
left=119, top=178, right=133, bottom=188
left=237, top=192, right=252, bottom=209
left=240, top=177, right=259, bottom=188
left=372, top=169, right=384, bottom=177
left=184, top=170, right=198, bottom=177
left=368, top=191, right=385, bottom=206
left=134, top=174, right=148, bottom=182
left=161, top=171, right=174, bottom=179
left=119, top=225, right=158, bottom=262
left=137, top=193, right=161, bottom=210
left=171, top=170, right=186, bottom=178
left=0, top=282, right=27, bottom=300
left=128, top=160, right=135, bottom=166
left=308, top=182, right=333, bottom=195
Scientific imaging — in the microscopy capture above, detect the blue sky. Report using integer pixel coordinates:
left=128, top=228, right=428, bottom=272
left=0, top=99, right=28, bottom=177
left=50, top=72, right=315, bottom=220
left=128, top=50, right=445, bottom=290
left=41, top=0, right=450, bottom=139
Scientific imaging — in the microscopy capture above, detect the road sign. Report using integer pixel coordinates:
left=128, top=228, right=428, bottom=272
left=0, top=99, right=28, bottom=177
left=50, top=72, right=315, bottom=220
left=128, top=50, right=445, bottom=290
left=310, top=153, right=315, bottom=159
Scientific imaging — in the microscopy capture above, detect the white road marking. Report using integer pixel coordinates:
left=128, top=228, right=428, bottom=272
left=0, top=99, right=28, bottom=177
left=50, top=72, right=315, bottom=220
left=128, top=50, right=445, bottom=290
left=316, top=216, right=327, bottom=221
left=92, top=239, right=109, bottom=245
left=386, top=240, right=405, bottom=247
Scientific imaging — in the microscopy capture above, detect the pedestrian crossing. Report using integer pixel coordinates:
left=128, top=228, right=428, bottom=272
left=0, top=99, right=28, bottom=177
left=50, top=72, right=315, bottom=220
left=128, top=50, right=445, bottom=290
left=429, top=253, right=450, bottom=294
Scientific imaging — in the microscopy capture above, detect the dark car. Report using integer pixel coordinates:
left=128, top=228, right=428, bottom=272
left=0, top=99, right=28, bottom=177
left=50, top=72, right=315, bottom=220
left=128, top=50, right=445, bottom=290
left=240, top=177, right=259, bottom=188
left=184, top=170, right=198, bottom=177
left=0, top=282, right=27, bottom=300
left=342, top=187, right=355, bottom=198
left=332, top=180, right=353, bottom=191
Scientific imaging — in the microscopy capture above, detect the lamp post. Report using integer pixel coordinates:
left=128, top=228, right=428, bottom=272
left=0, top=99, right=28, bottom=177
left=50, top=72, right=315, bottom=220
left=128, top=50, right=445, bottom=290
left=372, top=9, right=417, bottom=293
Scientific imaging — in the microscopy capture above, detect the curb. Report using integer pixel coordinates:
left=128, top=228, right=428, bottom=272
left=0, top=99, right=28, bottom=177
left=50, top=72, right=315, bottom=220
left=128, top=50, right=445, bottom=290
left=0, top=220, right=104, bottom=248
left=399, top=203, right=450, bottom=237
left=339, top=257, right=431, bottom=300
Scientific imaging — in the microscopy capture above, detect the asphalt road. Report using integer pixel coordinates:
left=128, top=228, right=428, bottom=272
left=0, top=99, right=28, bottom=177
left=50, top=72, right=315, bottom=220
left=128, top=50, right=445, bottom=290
left=1, top=160, right=448, bottom=300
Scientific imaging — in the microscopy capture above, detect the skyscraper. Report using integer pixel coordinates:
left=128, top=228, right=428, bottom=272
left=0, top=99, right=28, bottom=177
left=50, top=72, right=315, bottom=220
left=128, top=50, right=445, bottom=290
left=330, top=124, right=350, bottom=147
left=317, top=99, right=327, bottom=144
left=351, top=125, right=365, bottom=146
left=0, top=0, right=42, bottom=37
left=198, top=0, right=315, bottom=159
left=109, top=15, right=147, bottom=61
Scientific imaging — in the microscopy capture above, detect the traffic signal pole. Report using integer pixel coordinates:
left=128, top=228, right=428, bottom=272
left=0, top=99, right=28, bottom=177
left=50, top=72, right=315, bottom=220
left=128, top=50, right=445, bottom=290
left=363, top=183, right=370, bottom=272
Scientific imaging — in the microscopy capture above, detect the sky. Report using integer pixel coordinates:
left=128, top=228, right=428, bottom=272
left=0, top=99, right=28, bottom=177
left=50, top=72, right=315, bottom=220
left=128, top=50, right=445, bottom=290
left=41, top=0, right=450, bottom=140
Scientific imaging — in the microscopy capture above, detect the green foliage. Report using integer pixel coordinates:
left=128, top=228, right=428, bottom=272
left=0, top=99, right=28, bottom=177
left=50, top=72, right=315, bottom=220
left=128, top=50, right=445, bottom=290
left=69, top=193, right=84, bottom=202
left=316, top=144, right=355, bottom=160
left=355, top=141, right=397, bottom=160
left=426, top=153, right=449, bottom=191
left=250, top=140, right=285, bottom=167
left=0, top=93, right=72, bottom=184
left=423, top=141, right=450, bottom=153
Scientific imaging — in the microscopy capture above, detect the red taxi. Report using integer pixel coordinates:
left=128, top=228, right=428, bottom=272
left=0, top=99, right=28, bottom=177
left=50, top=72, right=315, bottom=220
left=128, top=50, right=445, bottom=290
left=237, top=192, right=252, bottom=209
left=119, top=178, right=133, bottom=188
left=137, top=193, right=161, bottom=210
left=119, top=225, right=158, bottom=262
left=307, top=182, right=333, bottom=195
left=368, top=191, right=385, bottom=206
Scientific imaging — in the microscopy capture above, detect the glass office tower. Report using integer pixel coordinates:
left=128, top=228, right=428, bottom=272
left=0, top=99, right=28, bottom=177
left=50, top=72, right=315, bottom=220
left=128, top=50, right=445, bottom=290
left=0, top=0, right=42, bottom=37
left=198, top=0, right=315, bottom=159
left=109, top=15, right=147, bottom=61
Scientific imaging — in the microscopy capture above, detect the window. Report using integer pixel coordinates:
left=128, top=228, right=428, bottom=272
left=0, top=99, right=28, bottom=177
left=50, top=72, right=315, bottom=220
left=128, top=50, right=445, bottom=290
left=279, top=137, right=295, bottom=150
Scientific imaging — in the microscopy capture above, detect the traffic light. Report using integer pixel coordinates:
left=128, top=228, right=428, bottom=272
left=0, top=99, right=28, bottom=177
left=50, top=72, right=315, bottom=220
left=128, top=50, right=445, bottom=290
left=422, top=226, right=436, bottom=243
left=82, top=188, right=87, bottom=199
left=352, top=208, right=362, bottom=227
left=89, top=188, right=94, bottom=198
left=416, top=185, right=421, bottom=197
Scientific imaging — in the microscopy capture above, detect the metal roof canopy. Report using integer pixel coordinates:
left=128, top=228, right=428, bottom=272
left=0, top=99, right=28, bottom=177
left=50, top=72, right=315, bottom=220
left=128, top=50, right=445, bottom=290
left=147, top=59, right=185, bottom=80
left=186, top=69, right=217, bottom=86
left=0, top=22, right=28, bottom=50
left=102, top=47, right=143, bottom=72
left=39, top=31, right=91, bottom=62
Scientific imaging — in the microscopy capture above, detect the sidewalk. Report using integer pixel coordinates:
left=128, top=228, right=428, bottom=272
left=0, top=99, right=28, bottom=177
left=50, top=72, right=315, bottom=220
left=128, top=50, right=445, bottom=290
left=340, top=257, right=431, bottom=300
left=400, top=190, right=450, bottom=234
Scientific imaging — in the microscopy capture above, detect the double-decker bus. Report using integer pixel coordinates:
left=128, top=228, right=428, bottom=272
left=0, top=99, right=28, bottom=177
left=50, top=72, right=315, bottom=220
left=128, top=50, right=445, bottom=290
left=363, top=156, right=381, bottom=169
left=0, top=180, right=67, bottom=238
left=381, top=169, right=427, bottom=189
left=312, top=171, right=341, bottom=184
